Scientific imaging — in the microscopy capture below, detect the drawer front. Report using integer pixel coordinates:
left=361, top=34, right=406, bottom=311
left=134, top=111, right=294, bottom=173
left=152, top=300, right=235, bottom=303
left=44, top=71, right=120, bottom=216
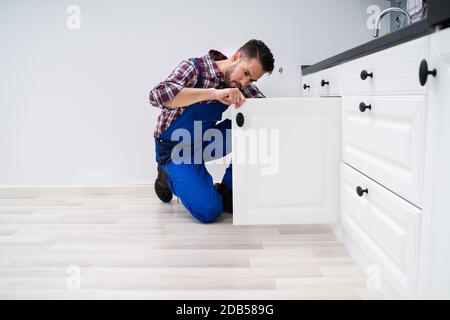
left=342, top=95, right=426, bottom=207
left=318, top=65, right=342, bottom=96
left=301, top=73, right=318, bottom=97
left=342, top=36, right=428, bottom=95
left=340, top=163, right=421, bottom=297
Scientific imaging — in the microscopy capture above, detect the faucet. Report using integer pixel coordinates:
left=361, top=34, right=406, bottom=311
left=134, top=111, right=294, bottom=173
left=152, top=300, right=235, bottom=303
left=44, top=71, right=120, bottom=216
left=373, top=7, right=411, bottom=38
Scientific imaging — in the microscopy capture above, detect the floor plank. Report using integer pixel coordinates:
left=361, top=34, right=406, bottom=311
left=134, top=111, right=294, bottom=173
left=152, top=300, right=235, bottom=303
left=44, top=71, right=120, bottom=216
left=0, top=192, right=383, bottom=299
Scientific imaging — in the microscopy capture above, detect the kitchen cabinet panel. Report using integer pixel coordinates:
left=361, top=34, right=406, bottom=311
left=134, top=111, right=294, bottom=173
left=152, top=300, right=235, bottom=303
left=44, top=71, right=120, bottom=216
left=341, top=163, right=421, bottom=298
left=231, top=98, right=341, bottom=225
left=342, top=95, right=426, bottom=207
left=301, top=73, right=319, bottom=97
left=342, top=36, right=428, bottom=96
left=318, top=65, right=342, bottom=97
left=419, top=27, right=450, bottom=299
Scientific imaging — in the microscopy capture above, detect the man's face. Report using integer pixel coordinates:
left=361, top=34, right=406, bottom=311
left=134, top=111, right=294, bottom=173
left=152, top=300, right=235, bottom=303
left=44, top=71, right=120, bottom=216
left=224, top=53, right=265, bottom=89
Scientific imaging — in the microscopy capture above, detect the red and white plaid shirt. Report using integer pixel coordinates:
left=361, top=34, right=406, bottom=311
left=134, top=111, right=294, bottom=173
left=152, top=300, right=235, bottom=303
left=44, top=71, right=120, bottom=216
left=149, top=50, right=265, bottom=137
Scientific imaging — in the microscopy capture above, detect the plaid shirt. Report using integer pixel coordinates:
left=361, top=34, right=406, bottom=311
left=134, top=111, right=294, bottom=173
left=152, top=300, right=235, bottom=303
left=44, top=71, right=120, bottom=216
left=149, top=50, right=265, bottom=137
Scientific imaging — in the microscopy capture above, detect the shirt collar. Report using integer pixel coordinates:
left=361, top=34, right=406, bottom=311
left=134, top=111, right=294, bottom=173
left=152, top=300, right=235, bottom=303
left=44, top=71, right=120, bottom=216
left=207, top=49, right=227, bottom=83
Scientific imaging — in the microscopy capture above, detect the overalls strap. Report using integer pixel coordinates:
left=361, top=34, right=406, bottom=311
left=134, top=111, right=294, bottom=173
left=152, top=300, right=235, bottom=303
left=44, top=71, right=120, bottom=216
left=155, top=58, right=228, bottom=165
left=191, top=58, right=203, bottom=89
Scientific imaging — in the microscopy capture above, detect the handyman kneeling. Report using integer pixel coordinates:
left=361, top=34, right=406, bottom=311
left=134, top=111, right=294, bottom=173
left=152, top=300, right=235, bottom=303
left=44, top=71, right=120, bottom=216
left=148, top=39, right=275, bottom=223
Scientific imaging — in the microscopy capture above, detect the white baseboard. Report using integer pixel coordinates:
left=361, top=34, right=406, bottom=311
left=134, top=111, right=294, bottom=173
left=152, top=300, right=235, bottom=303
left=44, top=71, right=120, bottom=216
left=0, top=184, right=154, bottom=196
left=329, top=223, right=343, bottom=241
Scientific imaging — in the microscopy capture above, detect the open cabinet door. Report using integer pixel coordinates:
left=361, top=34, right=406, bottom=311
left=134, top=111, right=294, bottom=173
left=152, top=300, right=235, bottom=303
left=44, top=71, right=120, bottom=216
left=231, top=98, right=341, bottom=225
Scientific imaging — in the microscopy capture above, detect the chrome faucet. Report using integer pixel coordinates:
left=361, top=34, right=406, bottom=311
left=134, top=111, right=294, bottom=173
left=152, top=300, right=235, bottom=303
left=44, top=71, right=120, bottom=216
left=373, top=7, right=411, bottom=38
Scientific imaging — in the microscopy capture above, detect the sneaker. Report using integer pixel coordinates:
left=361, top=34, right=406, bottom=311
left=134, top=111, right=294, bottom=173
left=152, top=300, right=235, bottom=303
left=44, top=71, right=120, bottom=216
left=215, top=183, right=233, bottom=214
left=154, top=164, right=173, bottom=203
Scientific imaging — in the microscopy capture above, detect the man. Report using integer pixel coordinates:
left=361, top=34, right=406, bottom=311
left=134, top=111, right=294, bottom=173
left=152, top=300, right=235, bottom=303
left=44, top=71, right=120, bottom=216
left=149, top=39, right=274, bottom=223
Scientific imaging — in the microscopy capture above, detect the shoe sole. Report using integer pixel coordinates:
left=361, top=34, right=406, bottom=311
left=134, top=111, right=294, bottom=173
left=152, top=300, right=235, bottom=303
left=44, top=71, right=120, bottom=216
left=155, top=165, right=173, bottom=203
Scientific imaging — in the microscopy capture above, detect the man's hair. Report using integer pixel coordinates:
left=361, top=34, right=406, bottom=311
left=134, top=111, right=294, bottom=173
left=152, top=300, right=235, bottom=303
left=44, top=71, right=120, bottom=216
left=238, top=39, right=275, bottom=74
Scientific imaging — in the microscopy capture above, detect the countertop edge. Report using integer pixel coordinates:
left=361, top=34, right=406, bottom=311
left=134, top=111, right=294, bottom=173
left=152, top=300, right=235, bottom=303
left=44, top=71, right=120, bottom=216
left=301, top=20, right=432, bottom=76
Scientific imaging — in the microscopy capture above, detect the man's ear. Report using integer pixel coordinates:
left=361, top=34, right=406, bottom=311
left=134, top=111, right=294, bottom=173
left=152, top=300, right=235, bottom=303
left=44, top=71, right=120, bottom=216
left=231, top=52, right=241, bottom=62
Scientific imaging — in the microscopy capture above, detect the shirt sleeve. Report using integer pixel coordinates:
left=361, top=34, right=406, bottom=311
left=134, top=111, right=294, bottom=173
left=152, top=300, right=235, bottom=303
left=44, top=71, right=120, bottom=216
left=149, top=59, right=198, bottom=109
left=241, top=84, right=266, bottom=98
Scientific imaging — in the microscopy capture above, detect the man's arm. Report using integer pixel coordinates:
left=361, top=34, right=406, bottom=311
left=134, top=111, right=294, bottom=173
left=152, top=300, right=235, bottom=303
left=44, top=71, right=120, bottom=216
left=149, top=59, right=199, bottom=109
left=165, top=87, right=246, bottom=108
left=149, top=59, right=246, bottom=108
left=164, top=87, right=215, bottom=108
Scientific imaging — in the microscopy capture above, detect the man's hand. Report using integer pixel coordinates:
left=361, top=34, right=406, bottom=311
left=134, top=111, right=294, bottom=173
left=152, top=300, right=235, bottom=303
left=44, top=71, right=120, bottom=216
left=213, top=88, right=246, bottom=108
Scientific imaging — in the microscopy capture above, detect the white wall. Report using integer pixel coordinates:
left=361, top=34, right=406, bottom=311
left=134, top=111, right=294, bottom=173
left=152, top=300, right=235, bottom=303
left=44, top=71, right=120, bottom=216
left=0, top=0, right=387, bottom=186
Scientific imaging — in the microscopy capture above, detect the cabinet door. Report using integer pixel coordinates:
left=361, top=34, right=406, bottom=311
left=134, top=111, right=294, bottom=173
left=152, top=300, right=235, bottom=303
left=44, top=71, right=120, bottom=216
left=342, top=95, right=426, bottom=207
left=341, top=163, right=420, bottom=298
left=341, top=36, right=428, bottom=96
left=231, top=98, right=341, bottom=225
left=419, top=28, right=450, bottom=299
left=301, top=73, right=319, bottom=97
left=318, top=65, right=342, bottom=97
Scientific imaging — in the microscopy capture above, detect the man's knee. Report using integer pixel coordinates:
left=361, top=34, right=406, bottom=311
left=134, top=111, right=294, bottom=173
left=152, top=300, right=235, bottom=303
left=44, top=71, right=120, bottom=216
left=190, top=198, right=223, bottom=223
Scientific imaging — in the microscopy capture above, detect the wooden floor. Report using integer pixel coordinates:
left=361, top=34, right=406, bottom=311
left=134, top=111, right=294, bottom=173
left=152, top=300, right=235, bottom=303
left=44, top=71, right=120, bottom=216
left=0, top=189, right=383, bottom=299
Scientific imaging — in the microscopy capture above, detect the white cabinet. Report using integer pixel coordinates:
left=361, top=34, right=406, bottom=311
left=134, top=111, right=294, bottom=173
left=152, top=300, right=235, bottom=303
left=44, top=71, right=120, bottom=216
left=339, top=37, right=429, bottom=298
left=301, top=73, right=318, bottom=96
left=302, top=66, right=341, bottom=97
left=418, top=27, right=450, bottom=299
left=231, top=98, right=341, bottom=225
left=342, top=95, right=426, bottom=207
left=341, top=163, right=420, bottom=298
left=318, top=65, right=342, bottom=97
left=342, top=36, right=428, bottom=96
left=232, top=29, right=450, bottom=299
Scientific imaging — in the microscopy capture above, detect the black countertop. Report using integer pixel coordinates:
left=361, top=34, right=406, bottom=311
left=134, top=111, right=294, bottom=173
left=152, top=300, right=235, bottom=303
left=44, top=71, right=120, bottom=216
left=428, top=0, right=450, bottom=27
left=301, top=20, right=432, bottom=76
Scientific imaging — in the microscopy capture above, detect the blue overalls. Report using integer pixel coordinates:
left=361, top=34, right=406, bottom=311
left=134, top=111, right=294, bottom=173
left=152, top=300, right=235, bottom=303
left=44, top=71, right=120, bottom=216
left=155, top=58, right=232, bottom=223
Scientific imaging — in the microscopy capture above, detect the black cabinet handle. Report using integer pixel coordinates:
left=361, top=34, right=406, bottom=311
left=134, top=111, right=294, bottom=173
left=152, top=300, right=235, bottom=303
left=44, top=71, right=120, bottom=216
left=236, top=112, right=245, bottom=127
left=419, top=59, right=437, bottom=86
left=321, top=79, right=329, bottom=87
left=359, top=102, right=372, bottom=112
left=356, top=186, right=368, bottom=197
left=360, top=70, right=373, bottom=80
left=303, top=84, right=310, bottom=90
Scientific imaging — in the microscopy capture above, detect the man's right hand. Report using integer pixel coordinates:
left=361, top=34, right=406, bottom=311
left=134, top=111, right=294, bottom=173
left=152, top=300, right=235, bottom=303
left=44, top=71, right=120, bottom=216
left=212, top=88, right=246, bottom=108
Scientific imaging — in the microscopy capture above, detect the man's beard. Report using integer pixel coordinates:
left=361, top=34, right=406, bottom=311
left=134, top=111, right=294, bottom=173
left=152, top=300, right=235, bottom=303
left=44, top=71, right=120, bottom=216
left=224, top=63, right=241, bottom=89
